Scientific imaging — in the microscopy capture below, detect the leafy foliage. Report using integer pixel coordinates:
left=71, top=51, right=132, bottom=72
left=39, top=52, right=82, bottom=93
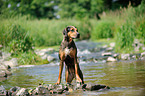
left=115, top=4, right=145, bottom=53
left=0, top=0, right=59, bottom=19
left=91, top=20, right=115, bottom=40
left=17, top=51, right=48, bottom=65
left=0, top=23, right=33, bottom=55
left=1, top=0, right=141, bottom=19
left=115, top=21, right=135, bottom=52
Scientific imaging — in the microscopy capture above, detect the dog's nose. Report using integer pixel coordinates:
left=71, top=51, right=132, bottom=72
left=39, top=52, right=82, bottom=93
left=77, top=33, right=80, bottom=38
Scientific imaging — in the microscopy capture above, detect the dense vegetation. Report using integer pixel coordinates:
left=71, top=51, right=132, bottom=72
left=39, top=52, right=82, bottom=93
left=0, top=0, right=145, bottom=65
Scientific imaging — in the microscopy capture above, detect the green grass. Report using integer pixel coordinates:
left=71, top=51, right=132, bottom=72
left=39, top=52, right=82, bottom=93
left=91, top=20, right=115, bottom=40
left=95, top=4, right=145, bottom=53
left=14, top=50, right=49, bottom=65
left=114, top=5, right=145, bottom=53
left=0, top=17, right=92, bottom=47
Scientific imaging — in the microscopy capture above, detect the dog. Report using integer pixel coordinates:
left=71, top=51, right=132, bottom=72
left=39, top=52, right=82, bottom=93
left=55, top=26, right=84, bottom=85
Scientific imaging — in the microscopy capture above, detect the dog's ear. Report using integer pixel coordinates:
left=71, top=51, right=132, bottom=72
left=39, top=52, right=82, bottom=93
left=75, top=26, right=78, bottom=32
left=63, top=28, right=67, bottom=37
left=63, top=26, right=70, bottom=37
left=66, top=26, right=71, bottom=32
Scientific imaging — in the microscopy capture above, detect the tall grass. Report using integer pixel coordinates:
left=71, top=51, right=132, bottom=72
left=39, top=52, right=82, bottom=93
left=0, top=21, right=33, bottom=55
left=115, top=21, right=135, bottom=53
left=91, top=20, right=115, bottom=40
left=94, top=4, right=145, bottom=53
left=114, top=5, right=145, bottom=53
left=0, top=17, right=92, bottom=47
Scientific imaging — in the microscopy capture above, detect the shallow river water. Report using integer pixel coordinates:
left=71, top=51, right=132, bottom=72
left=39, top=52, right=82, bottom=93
left=1, top=41, right=145, bottom=96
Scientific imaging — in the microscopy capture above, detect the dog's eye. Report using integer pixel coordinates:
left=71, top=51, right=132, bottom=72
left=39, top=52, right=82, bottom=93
left=71, top=29, right=74, bottom=32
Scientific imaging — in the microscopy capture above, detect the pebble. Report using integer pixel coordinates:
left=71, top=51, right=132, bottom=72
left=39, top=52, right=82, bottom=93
left=107, top=57, right=117, bottom=62
left=102, top=52, right=112, bottom=56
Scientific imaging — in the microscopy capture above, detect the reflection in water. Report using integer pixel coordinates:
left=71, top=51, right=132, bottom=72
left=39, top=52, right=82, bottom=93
left=0, top=60, right=145, bottom=95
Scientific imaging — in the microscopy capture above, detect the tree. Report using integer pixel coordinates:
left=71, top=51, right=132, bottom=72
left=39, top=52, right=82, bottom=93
left=0, top=0, right=59, bottom=19
left=58, top=0, right=105, bottom=19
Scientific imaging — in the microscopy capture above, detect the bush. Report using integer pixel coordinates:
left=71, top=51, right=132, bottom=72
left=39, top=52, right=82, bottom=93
left=78, top=19, right=92, bottom=40
left=135, top=20, right=145, bottom=44
left=0, top=23, right=33, bottom=55
left=17, top=51, right=48, bottom=65
left=115, top=21, right=135, bottom=53
left=114, top=4, right=145, bottom=53
left=91, top=20, right=115, bottom=40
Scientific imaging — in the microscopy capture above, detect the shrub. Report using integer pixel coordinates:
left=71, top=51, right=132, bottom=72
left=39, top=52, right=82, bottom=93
left=0, top=23, right=33, bottom=55
left=135, top=20, right=145, bottom=44
left=20, top=19, right=91, bottom=46
left=17, top=51, right=48, bottom=65
left=78, top=19, right=92, bottom=40
left=115, top=21, right=135, bottom=53
left=91, top=20, right=115, bottom=40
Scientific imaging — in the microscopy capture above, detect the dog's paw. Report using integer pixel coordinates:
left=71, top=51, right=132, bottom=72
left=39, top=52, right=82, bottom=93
left=55, top=82, right=60, bottom=85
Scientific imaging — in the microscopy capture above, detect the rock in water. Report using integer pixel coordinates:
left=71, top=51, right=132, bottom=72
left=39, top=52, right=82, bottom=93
left=0, top=85, right=7, bottom=95
left=32, top=85, right=49, bottom=95
left=107, top=57, right=117, bottom=62
left=102, top=52, right=112, bottom=56
left=0, top=69, right=7, bottom=77
left=85, top=83, right=110, bottom=91
left=47, top=55, right=55, bottom=62
left=16, top=88, right=29, bottom=96
left=8, top=86, right=21, bottom=96
left=3, top=83, right=110, bottom=95
left=3, top=58, right=18, bottom=68
left=121, top=54, right=130, bottom=60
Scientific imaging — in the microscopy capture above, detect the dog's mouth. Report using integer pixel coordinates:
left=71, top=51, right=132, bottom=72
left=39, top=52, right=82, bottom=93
left=72, top=34, right=80, bottom=39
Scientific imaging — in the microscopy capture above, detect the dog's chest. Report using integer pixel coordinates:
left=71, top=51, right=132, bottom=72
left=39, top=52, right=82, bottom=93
left=64, top=47, right=70, bottom=56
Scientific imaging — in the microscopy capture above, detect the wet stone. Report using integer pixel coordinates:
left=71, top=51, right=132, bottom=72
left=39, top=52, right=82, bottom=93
left=0, top=85, right=7, bottom=95
left=105, top=47, right=113, bottom=52
left=102, top=52, right=112, bottom=56
left=107, top=57, right=117, bottom=62
left=8, top=86, right=21, bottom=96
left=141, top=52, right=145, bottom=57
left=85, top=83, right=110, bottom=91
left=0, top=70, right=7, bottom=77
left=3, top=58, right=18, bottom=68
left=3, top=83, right=111, bottom=95
left=121, top=54, right=130, bottom=60
left=110, top=42, right=115, bottom=47
left=32, top=85, right=49, bottom=95
left=47, top=55, right=55, bottom=62
left=16, top=88, right=29, bottom=96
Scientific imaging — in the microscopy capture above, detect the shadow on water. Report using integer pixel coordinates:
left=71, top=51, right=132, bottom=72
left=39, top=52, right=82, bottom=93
left=0, top=41, right=145, bottom=95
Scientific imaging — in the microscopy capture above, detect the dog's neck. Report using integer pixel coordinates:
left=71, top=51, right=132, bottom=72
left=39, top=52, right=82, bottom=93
left=62, top=36, right=74, bottom=49
left=63, top=36, right=73, bottom=43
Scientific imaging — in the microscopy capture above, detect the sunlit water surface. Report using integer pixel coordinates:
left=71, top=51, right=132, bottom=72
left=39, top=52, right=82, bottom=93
left=1, top=60, right=145, bottom=96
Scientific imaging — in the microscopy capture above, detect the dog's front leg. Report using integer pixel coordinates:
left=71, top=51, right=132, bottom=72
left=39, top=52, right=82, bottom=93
left=74, top=58, right=84, bottom=83
left=55, top=60, right=64, bottom=85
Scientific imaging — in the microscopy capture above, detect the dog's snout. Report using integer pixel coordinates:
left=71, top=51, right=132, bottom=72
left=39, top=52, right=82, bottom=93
left=77, top=33, right=80, bottom=38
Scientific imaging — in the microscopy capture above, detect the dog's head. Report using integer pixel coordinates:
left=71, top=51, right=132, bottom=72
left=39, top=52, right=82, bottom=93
left=63, top=26, right=80, bottom=39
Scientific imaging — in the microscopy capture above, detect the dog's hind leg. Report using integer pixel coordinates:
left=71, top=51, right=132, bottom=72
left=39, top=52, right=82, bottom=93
left=74, top=59, right=84, bottom=84
left=65, top=65, right=75, bottom=84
